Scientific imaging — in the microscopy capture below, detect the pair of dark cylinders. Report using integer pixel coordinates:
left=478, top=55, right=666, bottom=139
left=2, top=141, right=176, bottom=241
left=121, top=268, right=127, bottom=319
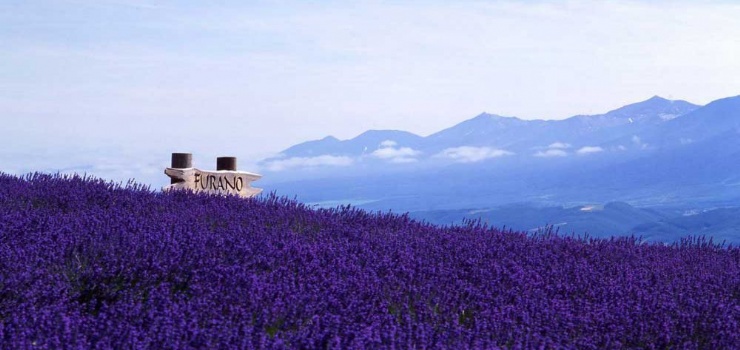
left=170, top=153, right=237, bottom=184
left=171, top=153, right=237, bottom=170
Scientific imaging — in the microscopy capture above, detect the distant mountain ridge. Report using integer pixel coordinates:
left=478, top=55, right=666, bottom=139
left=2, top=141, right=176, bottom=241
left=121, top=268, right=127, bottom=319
left=262, top=96, right=702, bottom=167
left=278, top=130, right=425, bottom=158
left=259, top=95, right=740, bottom=208
left=260, top=94, right=740, bottom=243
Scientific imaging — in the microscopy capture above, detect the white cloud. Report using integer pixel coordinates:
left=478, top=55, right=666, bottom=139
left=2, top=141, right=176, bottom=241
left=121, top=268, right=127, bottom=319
left=388, top=157, right=418, bottom=164
left=576, top=146, right=604, bottom=155
left=370, top=145, right=421, bottom=163
left=379, top=140, right=397, bottom=148
left=371, top=146, right=420, bottom=159
left=548, top=142, right=571, bottom=149
left=263, top=155, right=353, bottom=171
left=436, top=146, right=513, bottom=163
left=534, top=149, right=568, bottom=158
left=632, top=135, right=649, bottom=149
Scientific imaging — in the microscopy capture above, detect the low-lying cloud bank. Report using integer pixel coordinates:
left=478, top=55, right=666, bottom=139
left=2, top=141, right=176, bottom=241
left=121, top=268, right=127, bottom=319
left=371, top=142, right=421, bottom=163
left=534, top=149, right=568, bottom=158
left=548, top=142, right=572, bottom=149
left=262, top=140, right=424, bottom=171
left=576, top=146, right=604, bottom=155
left=263, top=155, right=354, bottom=171
left=534, top=141, right=572, bottom=157
left=436, top=146, right=513, bottom=163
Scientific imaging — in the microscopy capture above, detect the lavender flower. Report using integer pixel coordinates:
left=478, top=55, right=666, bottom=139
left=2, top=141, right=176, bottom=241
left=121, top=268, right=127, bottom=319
left=0, top=173, right=738, bottom=349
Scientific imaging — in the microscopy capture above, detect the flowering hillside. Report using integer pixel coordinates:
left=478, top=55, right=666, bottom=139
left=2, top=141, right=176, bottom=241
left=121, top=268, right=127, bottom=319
left=1, top=173, right=738, bottom=349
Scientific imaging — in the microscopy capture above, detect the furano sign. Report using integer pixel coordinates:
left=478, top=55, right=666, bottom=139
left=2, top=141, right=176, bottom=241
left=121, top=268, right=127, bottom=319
left=163, top=153, right=262, bottom=198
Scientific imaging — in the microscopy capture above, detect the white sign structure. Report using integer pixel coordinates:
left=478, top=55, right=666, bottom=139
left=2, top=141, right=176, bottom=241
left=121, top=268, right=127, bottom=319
left=164, top=167, right=262, bottom=198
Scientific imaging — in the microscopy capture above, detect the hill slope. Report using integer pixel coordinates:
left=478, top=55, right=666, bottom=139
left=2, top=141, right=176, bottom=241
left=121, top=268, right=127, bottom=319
left=1, top=173, right=738, bottom=348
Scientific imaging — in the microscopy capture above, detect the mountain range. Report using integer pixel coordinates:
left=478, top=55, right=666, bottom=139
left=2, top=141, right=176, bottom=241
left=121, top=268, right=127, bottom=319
left=262, top=96, right=702, bottom=166
left=257, top=95, right=740, bottom=241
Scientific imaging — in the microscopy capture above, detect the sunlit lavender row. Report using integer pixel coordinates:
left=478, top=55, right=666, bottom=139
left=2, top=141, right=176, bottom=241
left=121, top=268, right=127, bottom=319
left=1, top=173, right=738, bottom=349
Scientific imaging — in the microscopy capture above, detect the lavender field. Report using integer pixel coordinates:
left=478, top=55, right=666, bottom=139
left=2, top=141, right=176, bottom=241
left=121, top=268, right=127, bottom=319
left=1, top=173, right=738, bottom=349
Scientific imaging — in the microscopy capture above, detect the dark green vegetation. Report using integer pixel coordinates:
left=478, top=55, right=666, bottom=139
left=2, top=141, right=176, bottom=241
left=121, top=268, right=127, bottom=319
left=1, top=173, right=738, bottom=349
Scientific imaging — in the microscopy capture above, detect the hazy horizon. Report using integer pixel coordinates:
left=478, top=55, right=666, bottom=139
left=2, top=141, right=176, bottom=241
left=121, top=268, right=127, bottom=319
left=3, top=1, right=740, bottom=184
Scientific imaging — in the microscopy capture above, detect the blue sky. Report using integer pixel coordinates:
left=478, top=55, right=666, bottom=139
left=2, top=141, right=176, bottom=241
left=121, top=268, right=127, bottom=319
left=2, top=1, right=740, bottom=185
